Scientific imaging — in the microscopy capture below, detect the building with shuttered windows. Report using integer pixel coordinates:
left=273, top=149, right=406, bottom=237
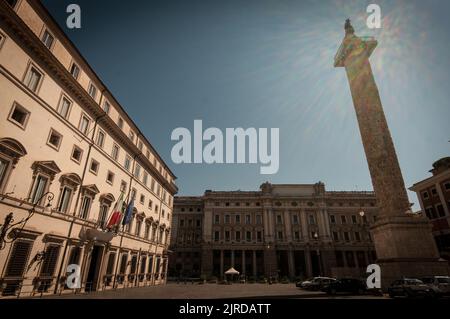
left=0, top=0, right=177, bottom=297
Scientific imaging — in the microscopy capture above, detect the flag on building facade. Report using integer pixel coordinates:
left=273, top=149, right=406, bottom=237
left=122, top=198, right=134, bottom=226
left=106, top=192, right=125, bottom=230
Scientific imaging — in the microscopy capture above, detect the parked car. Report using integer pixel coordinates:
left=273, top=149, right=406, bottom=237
left=420, top=276, right=450, bottom=297
left=388, top=278, right=435, bottom=298
left=325, top=278, right=367, bottom=295
left=297, top=277, right=336, bottom=290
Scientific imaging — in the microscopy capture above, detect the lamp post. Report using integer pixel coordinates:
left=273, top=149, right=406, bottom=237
left=0, top=191, right=54, bottom=250
left=266, top=243, right=272, bottom=284
left=313, top=232, right=322, bottom=276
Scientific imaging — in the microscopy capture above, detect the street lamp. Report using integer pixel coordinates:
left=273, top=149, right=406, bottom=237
left=313, top=232, right=322, bottom=276
left=266, top=244, right=271, bottom=284
left=0, top=191, right=54, bottom=250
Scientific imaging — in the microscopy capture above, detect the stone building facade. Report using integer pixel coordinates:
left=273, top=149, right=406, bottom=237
left=0, top=0, right=177, bottom=297
left=410, top=157, right=450, bottom=261
left=170, top=183, right=378, bottom=281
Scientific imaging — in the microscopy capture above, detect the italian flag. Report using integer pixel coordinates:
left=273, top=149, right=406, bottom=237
left=106, top=192, right=125, bottom=230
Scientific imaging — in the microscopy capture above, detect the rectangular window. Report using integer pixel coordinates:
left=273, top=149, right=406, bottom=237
left=140, top=194, right=145, bottom=204
left=308, top=214, right=315, bottom=225
left=354, top=232, right=361, bottom=241
left=129, top=131, right=135, bottom=142
left=0, top=158, right=10, bottom=191
left=131, top=188, right=137, bottom=200
left=344, top=232, right=350, bottom=242
left=5, top=240, right=33, bottom=279
left=256, top=215, right=262, bottom=224
left=214, top=215, right=219, bottom=224
left=79, top=196, right=92, bottom=219
left=103, top=101, right=110, bottom=114
left=277, top=231, right=283, bottom=240
left=235, top=215, right=240, bottom=224
left=341, top=215, right=347, bottom=224
left=351, top=215, right=357, bottom=224
left=8, top=103, right=30, bottom=129
left=276, top=215, right=282, bottom=224
left=332, top=231, right=339, bottom=241
left=58, top=96, right=71, bottom=119
left=134, top=164, right=141, bottom=178
left=257, top=231, right=262, bottom=242
left=47, top=129, right=62, bottom=150
left=71, top=145, right=83, bottom=163
left=124, top=155, right=131, bottom=171
left=106, top=171, right=114, bottom=185
left=225, top=215, right=230, bottom=223
left=225, top=231, right=230, bottom=242
left=118, top=117, right=124, bottom=129
left=422, top=191, right=429, bottom=199
left=148, top=200, right=152, bottom=210
left=41, top=30, right=54, bottom=49
left=235, top=231, right=241, bottom=242
left=292, top=215, right=299, bottom=224
left=89, top=159, right=99, bottom=175
left=329, top=215, right=336, bottom=224
left=99, top=205, right=108, bottom=228
left=79, top=115, right=90, bottom=135
left=40, top=245, right=61, bottom=277
left=120, top=181, right=127, bottom=193
left=138, top=140, right=143, bottom=151
left=88, top=83, right=97, bottom=99
left=31, top=175, right=48, bottom=204
left=95, top=130, right=105, bottom=148
left=25, top=66, right=42, bottom=92
left=214, top=231, right=219, bottom=241
left=143, top=171, right=148, bottom=185
left=246, top=215, right=251, bottom=224
left=246, top=231, right=252, bottom=242
left=70, top=63, right=80, bottom=79
left=111, top=144, right=119, bottom=161
left=57, top=186, right=72, bottom=213
left=294, top=231, right=300, bottom=241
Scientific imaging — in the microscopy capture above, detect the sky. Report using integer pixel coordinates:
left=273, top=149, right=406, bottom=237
left=42, top=0, right=450, bottom=209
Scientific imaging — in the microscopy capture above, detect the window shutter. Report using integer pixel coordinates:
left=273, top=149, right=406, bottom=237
left=5, top=240, right=33, bottom=277
left=40, top=245, right=61, bottom=277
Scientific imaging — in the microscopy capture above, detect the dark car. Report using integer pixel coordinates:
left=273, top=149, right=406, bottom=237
left=420, top=276, right=450, bottom=297
left=388, top=278, right=435, bottom=298
left=325, top=278, right=367, bottom=295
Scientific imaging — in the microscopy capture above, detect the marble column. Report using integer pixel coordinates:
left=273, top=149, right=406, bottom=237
left=252, top=250, right=257, bottom=277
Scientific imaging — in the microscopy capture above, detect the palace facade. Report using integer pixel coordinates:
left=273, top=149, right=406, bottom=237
left=0, top=0, right=177, bottom=297
left=169, top=183, right=378, bottom=281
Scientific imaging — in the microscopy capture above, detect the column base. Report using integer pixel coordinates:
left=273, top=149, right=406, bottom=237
left=377, top=259, right=450, bottom=290
left=371, top=214, right=450, bottom=289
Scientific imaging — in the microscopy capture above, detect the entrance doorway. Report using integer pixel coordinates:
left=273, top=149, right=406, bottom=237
left=86, top=245, right=104, bottom=292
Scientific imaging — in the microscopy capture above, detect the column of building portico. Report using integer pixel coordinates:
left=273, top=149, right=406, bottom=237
left=252, top=250, right=257, bottom=277
left=263, top=204, right=277, bottom=278
left=436, top=183, right=450, bottom=216
left=300, top=208, right=313, bottom=278
left=242, top=250, right=246, bottom=276
left=220, top=250, right=224, bottom=278
left=201, top=208, right=214, bottom=277
left=231, top=250, right=235, bottom=268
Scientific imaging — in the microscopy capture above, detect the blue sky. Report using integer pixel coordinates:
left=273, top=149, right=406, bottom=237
left=43, top=0, right=450, bottom=208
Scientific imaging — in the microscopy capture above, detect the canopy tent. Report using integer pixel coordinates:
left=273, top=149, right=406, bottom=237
left=224, top=267, right=240, bottom=275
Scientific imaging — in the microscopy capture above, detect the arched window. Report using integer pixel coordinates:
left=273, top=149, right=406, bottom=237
left=0, top=138, right=27, bottom=194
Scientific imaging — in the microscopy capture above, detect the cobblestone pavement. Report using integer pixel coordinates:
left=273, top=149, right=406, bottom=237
left=37, top=283, right=387, bottom=299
